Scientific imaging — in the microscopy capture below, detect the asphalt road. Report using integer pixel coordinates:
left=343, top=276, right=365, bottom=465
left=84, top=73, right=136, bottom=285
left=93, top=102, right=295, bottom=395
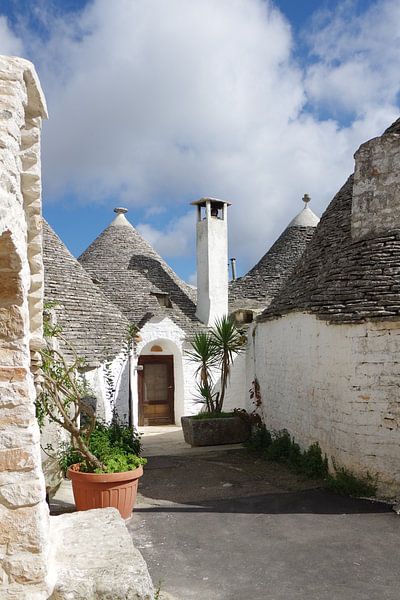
left=128, top=449, right=398, bottom=600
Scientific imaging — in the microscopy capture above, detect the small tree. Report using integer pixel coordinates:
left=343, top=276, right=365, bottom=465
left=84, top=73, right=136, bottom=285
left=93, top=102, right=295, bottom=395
left=37, top=328, right=105, bottom=472
left=187, top=315, right=246, bottom=414
left=36, top=305, right=144, bottom=474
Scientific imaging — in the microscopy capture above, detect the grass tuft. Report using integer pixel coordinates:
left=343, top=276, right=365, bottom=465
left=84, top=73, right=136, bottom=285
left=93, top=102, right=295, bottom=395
left=192, top=411, right=236, bottom=420
left=246, top=425, right=376, bottom=497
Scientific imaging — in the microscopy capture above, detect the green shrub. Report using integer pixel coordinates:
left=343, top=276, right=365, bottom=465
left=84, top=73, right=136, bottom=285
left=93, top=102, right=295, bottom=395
left=61, top=418, right=146, bottom=474
left=301, top=442, right=329, bottom=479
left=192, top=411, right=235, bottom=420
left=327, top=465, right=377, bottom=497
left=265, top=432, right=328, bottom=478
left=245, top=424, right=272, bottom=451
left=246, top=425, right=376, bottom=496
left=57, top=444, right=82, bottom=474
left=265, top=430, right=299, bottom=462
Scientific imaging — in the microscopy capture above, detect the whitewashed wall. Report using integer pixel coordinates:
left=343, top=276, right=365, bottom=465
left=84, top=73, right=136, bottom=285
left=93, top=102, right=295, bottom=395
left=214, top=352, right=248, bottom=412
left=85, top=350, right=129, bottom=424
left=214, top=323, right=258, bottom=414
left=252, top=312, right=400, bottom=495
left=89, top=316, right=251, bottom=427
left=85, top=317, right=200, bottom=429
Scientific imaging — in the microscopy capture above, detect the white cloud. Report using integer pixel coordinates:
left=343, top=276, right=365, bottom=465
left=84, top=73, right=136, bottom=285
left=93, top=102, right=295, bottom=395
left=305, top=0, right=400, bottom=118
left=0, top=16, right=23, bottom=56
left=1, top=0, right=399, bottom=275
left=137, top=212, right=195, bottom=258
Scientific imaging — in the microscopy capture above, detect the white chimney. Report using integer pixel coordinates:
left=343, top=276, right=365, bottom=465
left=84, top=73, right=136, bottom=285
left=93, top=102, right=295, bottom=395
left=191, top=197, right=231, bottom=326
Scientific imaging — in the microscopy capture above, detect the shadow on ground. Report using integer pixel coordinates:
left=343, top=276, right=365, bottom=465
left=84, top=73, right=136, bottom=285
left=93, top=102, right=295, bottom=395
left=136, top=488, right=391, bottom=515
left=130, top=447, right=399, bottom=600
left=136, top=449, right=391, bottom=515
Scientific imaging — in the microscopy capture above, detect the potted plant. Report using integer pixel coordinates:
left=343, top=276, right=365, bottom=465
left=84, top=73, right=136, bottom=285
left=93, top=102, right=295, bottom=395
left=182, top=315, right=249, bottom=446
left=36, top=309, right=146, bottom=519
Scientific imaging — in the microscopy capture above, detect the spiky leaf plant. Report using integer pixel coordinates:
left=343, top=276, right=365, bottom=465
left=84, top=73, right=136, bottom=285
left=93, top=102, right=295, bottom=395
left=187, top=316, right=246, bottom=414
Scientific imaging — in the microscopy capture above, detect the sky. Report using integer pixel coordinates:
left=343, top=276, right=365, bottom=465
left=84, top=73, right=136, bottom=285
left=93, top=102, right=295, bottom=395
left=0, top=0, right=399, bottom=283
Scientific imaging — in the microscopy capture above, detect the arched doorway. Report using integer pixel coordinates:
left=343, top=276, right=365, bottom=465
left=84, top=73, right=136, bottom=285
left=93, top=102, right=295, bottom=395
left=138, top=354, right=175, bottom=426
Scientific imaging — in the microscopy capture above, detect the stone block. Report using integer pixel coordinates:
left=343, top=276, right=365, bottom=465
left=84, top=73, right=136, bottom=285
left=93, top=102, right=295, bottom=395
left=0, top=476, right=44, bottom=508
left=0, top=382, right=30, bottom=407
left=0, top=403, right=35, bottom=428
left=0, top=584, right=48, bottom=600
left=0, top=367, right=29, bottom=383
left=3, top=554, right=47, bottom=584
left=0, top=448, right=35, bottom=472
left=49, top=508, right=154, bottom=600
left=0, top=502, right=48, bottom=555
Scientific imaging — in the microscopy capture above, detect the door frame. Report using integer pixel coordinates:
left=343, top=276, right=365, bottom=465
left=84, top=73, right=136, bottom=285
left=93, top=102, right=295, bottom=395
left=138, top=355, right=175, bottom=426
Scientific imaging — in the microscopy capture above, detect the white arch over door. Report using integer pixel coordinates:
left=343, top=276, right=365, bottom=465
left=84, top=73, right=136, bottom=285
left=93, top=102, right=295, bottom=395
left=138, top=337, right=185, bottom=425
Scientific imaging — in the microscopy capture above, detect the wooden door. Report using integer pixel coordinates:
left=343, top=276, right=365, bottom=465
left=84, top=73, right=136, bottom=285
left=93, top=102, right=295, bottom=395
left=138, top=355, right=174, bottom=426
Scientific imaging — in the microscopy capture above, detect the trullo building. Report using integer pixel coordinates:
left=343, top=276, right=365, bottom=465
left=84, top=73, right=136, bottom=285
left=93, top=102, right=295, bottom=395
left=247, top=119, right=400, bottom=495
left=44, top=197, right=318, bottom=427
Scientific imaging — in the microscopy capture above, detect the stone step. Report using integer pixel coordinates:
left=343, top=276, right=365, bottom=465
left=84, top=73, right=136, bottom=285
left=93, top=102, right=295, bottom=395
left=48, top=507, right=154, bottom=600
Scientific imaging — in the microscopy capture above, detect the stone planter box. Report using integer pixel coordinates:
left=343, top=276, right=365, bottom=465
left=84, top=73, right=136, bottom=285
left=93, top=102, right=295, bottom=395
left=181, top=415, right=251, bottom=447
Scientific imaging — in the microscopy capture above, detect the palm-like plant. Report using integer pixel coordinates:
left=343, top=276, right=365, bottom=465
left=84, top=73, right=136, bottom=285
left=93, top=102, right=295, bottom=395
left=186, top=332, right=219, bottom=412
left=187, top=316, right=246, bottom=414
left=212, top=316, right=246, bottom=412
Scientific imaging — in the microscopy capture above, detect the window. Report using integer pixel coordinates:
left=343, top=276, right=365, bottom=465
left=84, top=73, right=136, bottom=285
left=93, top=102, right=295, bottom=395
left=232, top=309, right=253, bottom=324
left=151, top=292, right=172, bottom=308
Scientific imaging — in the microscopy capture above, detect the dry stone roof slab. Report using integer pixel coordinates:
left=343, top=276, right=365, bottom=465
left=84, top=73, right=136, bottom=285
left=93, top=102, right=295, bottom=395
left=78, top=211, right=204, bottom=335
left=229, top=206, right=318, bottom=311
left=260, top=122, right=400, bottom=324
left=43, top=220, right=130, bottom=367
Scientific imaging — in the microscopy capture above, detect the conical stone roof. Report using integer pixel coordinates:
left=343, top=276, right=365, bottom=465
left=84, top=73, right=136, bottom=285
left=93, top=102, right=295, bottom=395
left=229, top=202, right=319, bottom=311
left=259, top=119, right=400, bottom=323
left=78, top=209, right=203, bottom=334
left=43, top=220, right=130, bottom=367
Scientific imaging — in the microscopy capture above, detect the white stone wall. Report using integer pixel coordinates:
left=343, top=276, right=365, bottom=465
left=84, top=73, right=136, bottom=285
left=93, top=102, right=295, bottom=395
left=0, top=56, right=49, bottom=598
left=84, top=317, right=202, bottom=430
left=213, top=352, right=248, bottom=413
left=253, top=312, right=400, bottom=495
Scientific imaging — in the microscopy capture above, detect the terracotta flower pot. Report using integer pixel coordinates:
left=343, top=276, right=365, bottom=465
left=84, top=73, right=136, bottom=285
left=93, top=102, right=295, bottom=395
left=67, top=464, right=143, bottom=519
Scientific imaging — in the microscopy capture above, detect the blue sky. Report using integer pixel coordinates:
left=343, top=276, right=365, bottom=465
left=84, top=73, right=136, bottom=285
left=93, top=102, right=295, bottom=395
left=0, top=0, right=398, bottom=283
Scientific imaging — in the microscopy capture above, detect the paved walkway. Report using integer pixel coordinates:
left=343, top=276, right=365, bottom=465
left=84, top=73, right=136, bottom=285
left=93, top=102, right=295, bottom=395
left=139, top=425, right=243, bottom=457
left=129, top=427, right=399, bottom=600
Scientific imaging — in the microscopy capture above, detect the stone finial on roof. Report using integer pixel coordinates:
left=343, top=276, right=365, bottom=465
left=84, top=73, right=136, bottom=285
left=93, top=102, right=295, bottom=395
left=288, top=194, right=319, bottom=228
left=111, top=207, right=131, bottom=228
left=229, top=194, right=319, bottom=311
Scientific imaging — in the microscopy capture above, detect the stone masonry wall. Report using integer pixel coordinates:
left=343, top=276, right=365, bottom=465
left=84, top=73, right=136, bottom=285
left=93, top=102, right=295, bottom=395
left=253, top=312, right=400, bottom=496
left=352, top=133, right=400, bottom=241
left=0, top=56, right=49, bottom=598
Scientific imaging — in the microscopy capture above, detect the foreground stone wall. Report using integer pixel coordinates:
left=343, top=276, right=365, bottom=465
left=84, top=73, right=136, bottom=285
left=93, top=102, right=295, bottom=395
left=253, top=313, right=400, bottom=495
left=0, top=56, right=49, bottom=598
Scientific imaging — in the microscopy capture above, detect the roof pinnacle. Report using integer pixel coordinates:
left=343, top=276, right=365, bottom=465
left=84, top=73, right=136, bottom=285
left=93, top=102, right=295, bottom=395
left=113, top=207, right=128, bottom=214
left=302, top=193, right=311, bottom=206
